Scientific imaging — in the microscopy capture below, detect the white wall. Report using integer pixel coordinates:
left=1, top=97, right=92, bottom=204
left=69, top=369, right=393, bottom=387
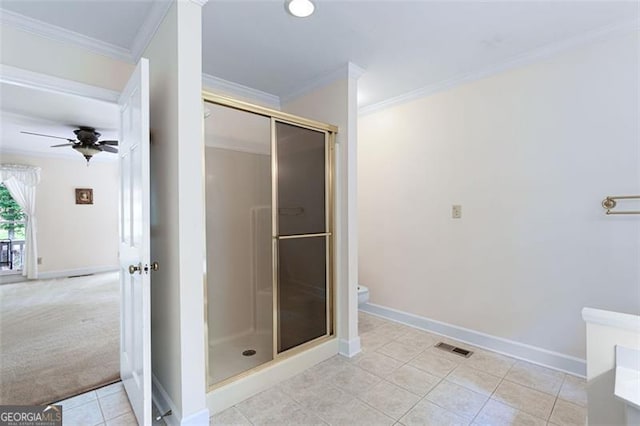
left=0, top=25, right=133, bottom=92
left=358, top=32, right=639, bottom=362
left=0, top=153, right=118, bottom=275
left=282, top=64, right=362, bottom=356
left=145, top=1, right=208, bottom=424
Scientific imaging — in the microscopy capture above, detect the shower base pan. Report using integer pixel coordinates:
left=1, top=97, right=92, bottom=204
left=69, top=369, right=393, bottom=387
left=208, top=331, right=273, bottom=385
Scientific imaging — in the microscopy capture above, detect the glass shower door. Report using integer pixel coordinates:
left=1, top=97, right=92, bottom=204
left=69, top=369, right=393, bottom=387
left=274, top=121, right=332, bottom=353
left=204, top=92, right=336, bottom=390
left=204, top=102, right=274, bottom=386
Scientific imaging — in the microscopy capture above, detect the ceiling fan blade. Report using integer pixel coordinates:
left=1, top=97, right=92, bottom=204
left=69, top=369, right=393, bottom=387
left=50, top=143, right=75, bottom=148
left=99, top=140, right=119, bottom=146
left=100, top=145, right=118, bottom=153
left=21, top=131, right=74, bottom=141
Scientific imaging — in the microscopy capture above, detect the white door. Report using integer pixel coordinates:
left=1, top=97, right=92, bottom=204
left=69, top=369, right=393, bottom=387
left=118, top=58, right=151, bottom=426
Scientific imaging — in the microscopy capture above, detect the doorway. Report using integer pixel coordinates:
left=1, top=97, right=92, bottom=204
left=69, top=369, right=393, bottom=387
left=0, top=82, right=121, bottom=405
left=203, top=95, right=337, bottom=388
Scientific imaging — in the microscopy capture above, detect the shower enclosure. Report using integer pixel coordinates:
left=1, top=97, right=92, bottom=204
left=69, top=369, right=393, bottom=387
left=203, top=94, right=336, bottom=388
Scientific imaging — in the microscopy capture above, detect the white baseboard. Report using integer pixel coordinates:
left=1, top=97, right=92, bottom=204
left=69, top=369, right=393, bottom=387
left=360, top=302, right=586, bottom=377
left=179, top=408, right=210, bottom=426
left=0, top=272, right=27, bottom=285
left=152, top=374, right=210, bottom=426
left=152, top=374, right=181, bottom=426
left=339, top=336, right=362, bottom=358
left=37, top=265, right=118, bottom=280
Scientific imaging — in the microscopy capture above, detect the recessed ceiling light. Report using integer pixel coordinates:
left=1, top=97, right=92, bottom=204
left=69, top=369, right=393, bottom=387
left=286, top=0, right=315, bottom=18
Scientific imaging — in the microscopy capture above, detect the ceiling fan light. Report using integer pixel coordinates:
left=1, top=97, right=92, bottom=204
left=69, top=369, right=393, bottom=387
left=73, top=145, right=102, bottom=164
left=286, top=0, right=315, bottom=18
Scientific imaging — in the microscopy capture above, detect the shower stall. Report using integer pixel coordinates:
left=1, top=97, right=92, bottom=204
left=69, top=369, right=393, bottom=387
left=203, top=94, right=336, bottom=389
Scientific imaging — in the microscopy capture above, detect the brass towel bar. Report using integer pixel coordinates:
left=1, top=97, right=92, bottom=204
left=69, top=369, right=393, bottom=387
left=602, top=195, right=640, bottom=215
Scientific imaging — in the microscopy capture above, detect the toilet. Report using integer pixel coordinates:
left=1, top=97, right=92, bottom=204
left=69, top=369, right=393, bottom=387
left=357, top=285, right=370, bottom=306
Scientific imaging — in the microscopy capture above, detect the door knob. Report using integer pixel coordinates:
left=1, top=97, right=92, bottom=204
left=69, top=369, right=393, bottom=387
left=144, top=261, right=160, bottom=273
left=128, top=263, right=142, bottom=275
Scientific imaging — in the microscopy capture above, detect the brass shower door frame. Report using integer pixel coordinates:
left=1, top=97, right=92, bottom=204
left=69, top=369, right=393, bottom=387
left=202, top=92, right=337, bottom=391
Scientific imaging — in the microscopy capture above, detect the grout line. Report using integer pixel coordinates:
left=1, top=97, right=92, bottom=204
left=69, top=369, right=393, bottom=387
left=499, top=376, right=563, bottom=398
left=365, top=317, right=517, bottom=424
left=479, top=361, right=558, bottom=423
left=95, top=395, right=107, bottom=425
left=366, top=314, right=583, bottom=421
left=62, top=397, right=104, bottom=424
left=353, top=397, right=397, bottom=423
left=356, top=383, right=422, bottom=422
left=253, top=316, right=577, bottom=426
left=375, top=317, right=569, bottom=402
left=352, top=321, right=435, bottom=422
left=548, top=394, right=560, bottom=422
left=468, top=362, right=515, bottom=424
left=360, top=322, right=453, bottom=422
left=234, top=404, right=256, bottom=426
left=366, top=318, right=569, bottom=424
left=55, top=390, right=98, bottom=409
left=469, top=398, right=490, bottom=424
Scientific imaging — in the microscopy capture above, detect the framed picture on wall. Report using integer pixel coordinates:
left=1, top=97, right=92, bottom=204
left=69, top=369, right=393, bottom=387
left=75, top=188, right=93, bottom=205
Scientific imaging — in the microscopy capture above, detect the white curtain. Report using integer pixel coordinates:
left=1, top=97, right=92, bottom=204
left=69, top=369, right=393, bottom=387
left=0, top=164, right=41, bottom=279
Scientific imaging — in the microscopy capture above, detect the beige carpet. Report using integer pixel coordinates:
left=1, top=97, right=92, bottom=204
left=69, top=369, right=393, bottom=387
left=0, top=272, right=119, bottom=405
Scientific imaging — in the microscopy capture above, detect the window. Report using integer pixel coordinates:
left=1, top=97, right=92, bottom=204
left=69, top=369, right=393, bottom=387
left=0, top=184, right=26, bottom=271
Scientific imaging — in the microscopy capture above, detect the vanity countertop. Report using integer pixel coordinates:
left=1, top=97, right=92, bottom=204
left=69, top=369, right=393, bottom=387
left=615, top=345, right=640, bottom=410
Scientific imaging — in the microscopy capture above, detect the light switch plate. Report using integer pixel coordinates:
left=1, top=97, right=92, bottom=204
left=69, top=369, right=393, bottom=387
left=452, top=205, right=462, bottom=219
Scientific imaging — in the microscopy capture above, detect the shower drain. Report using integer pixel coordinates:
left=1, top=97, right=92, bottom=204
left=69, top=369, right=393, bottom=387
left=242, top=349, right=257, bottom=357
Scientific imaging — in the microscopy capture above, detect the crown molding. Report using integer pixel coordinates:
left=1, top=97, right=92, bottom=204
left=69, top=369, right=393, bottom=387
left=0, top=9, right=134, bottom=63
left=359, top=18, right=640, bottom=116
left=280, top=61, right=367, bottom=105
left=2, top=64, right=283, bottom=112
left=0, top=64, right=120, bottom=103
left=202, top=73, right=281, bottom=109
left=348, top=62, right=366, bottom=80
left=1, top=2, right=174, bottom=64
left=130, top=0, right=173, bottom=62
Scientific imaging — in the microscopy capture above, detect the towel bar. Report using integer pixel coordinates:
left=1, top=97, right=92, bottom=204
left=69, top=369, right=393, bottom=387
left=602, top=195, right=640, bottom=215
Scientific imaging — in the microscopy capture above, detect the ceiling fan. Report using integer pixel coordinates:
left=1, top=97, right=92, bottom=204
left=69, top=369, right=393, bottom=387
left=21, top=126, right=118, bottom=164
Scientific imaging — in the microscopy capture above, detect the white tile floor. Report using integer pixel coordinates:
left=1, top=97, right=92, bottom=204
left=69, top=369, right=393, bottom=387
left=56, top=382, right=134, bottom=426
left=211, top=312, right=587, bottom=426
left=57, top=312, right=588, bottom=425
left=56, top=381, right=166, bottom=426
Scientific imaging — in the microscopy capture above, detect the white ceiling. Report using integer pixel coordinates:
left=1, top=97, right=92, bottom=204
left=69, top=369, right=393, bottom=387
left=202, top=0, right=637, bottom=106
left=0, top=0, right=154, bottom=49
left=0, top=1, right=637, bottom=108
left=0, top=83, right=119, bottom=161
